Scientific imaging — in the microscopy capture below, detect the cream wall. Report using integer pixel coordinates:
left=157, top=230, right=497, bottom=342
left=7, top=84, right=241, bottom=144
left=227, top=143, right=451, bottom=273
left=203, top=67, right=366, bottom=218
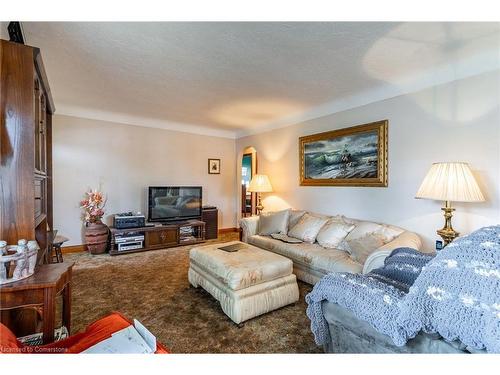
left=54, top=71, right=500, bottom=249
left=236, top=70, right=500, bottom=249
left=53, top=115, right=237, bottom=245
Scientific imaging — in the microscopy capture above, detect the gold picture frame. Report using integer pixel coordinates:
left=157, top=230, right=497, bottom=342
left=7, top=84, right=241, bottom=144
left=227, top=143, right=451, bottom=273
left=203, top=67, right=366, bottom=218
left=299, top=120, right=388, bottom=187
left=208, top=158, right=221, bottom=174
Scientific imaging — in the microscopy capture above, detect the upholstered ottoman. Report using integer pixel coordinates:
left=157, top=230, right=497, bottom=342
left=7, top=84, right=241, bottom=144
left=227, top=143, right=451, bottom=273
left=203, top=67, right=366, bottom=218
left=188, top=241, right=299, bottom=324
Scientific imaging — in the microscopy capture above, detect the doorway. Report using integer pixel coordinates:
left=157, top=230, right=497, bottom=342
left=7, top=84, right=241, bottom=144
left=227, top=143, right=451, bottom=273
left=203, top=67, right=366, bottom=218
left=241, top=147, right=257, bottom=217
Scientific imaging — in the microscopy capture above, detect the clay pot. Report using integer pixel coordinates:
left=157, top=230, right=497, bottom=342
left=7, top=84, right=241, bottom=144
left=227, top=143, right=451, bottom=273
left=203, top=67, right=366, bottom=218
left=85, top=221, right=109, bottom=255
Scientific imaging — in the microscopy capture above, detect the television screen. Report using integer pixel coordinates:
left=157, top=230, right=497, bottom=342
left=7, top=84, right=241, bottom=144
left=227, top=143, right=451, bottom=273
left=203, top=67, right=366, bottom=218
left=148, top=186, right=202, bottom=222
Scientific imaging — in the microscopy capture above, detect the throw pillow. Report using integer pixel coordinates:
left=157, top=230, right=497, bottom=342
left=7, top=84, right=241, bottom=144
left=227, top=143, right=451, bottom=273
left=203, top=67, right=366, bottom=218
left=339, top=221, right=404, bottom=263
left=257, top=209, right=290, bottom=236
left=288, top=213, right=329, bottom=243
left=339, top=215, right=357, bottom=226
left=288, top=209, right=306, bottom=229
left=341, top=232, right=388, bottom=264
left=316, top=216, right=356, bottom=249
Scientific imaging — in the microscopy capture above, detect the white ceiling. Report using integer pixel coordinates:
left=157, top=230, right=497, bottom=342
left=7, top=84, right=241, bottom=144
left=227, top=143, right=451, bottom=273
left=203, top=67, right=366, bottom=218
left=22, top=22, right=500, bottom=138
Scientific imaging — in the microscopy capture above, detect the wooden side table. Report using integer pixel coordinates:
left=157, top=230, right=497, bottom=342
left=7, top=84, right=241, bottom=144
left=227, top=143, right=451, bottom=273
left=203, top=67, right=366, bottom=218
left=0, top=262, right=74, bottom=344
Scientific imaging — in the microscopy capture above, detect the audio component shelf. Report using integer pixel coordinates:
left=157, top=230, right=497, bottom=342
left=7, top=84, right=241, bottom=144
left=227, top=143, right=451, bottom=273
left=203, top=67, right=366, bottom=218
left=109, top=220, right=205, bottom=256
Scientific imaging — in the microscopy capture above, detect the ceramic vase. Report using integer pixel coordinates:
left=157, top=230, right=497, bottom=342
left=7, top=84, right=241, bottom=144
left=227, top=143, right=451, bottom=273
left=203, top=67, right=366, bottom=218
left=85, top=221, right=109, bottom=254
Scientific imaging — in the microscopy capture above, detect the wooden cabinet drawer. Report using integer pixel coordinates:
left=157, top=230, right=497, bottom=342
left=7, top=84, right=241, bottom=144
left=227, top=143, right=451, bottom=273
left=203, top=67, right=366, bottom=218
left=146, top=228, right=178, bottom=247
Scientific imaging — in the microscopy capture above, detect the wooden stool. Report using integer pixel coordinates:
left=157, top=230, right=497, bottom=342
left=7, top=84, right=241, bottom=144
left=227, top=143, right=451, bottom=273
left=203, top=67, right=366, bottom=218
left=52, top=235, right=69, bottom=263
left=48, top=233, right=69, bottom=264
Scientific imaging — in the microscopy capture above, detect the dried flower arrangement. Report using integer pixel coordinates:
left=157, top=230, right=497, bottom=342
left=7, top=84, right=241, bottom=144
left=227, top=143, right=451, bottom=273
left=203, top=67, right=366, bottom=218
left=80, top=189, right=106, bottom=224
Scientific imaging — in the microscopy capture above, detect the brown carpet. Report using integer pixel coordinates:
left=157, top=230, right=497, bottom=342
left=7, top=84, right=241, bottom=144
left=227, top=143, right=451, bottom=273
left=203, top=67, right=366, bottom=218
left=64, top=234, right=322, bottom=353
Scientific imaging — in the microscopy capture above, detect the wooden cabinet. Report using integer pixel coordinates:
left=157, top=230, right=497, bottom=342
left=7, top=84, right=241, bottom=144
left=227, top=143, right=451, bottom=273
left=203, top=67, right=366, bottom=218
left=0, top=39, right=54, bottom=264
left=109, top=221, right=206, bottom=256
left=0, top=262, right=73, bottom=342
left=202, top=208, right=218, bottom=240
left=146, top=228, right=178, bottom=248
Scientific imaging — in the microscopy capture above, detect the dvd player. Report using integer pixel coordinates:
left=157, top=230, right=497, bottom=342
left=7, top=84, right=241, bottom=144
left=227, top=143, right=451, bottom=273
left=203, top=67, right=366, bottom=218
left=117, top=241, right=143, bottom=251
left=115, top=234, right=145, bottom=243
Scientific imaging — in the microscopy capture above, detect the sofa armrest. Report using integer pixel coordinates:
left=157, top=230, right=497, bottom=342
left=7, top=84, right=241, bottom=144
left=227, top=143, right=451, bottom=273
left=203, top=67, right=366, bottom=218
left=362, top=231, right=428, bottom=274
left=239, top=216, right=260, bottom=243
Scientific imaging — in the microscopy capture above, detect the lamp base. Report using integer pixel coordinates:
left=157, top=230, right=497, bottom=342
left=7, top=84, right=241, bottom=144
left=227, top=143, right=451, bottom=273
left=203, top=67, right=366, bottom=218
left=437, top=201, right=459, bottom=246
left=256, top=193, right=264, bottom=215
left=437, top=227, right=459, bottom=246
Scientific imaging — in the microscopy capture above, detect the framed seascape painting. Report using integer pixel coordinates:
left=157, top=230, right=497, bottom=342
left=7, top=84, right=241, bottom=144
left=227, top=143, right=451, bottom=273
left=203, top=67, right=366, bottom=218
left=299, top=120, right=388, bottom=187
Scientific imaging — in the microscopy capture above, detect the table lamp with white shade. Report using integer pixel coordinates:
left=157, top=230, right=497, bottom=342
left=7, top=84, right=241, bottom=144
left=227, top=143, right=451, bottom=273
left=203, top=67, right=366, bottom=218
left=247, top=174, right=273, bottom=214
left=415, top=162, right=485, bottom=246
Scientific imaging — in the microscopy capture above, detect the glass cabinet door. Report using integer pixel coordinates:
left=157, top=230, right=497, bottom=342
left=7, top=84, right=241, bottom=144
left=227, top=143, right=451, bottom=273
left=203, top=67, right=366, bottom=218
left=34, top=76, right=41, bottom=173
left=33, top=74, right=47, bottom=175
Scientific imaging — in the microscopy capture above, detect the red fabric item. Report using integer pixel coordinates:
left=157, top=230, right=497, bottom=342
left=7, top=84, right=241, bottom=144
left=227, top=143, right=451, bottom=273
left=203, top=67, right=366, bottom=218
left=0, top=312, right=169, bottom=354
left=0, top=322, right=23, bottom=353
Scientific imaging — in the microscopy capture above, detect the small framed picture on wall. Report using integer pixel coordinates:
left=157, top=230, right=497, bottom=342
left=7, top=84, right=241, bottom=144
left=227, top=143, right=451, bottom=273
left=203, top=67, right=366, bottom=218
left=208, top=159, right=221, bottom=174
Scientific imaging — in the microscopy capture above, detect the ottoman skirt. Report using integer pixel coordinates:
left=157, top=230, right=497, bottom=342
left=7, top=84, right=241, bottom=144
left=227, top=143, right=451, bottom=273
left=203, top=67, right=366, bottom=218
left=189, top=261, right=299, bottom=324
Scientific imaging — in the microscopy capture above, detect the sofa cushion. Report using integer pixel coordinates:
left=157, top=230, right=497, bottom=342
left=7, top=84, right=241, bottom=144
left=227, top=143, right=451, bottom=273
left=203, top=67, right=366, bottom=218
left=288, top=209, right=306, bottom=229
left=248, top=235, right=362, bottom=275
left=288, top=213, right=329, bottom=243
left=339, top=222, right=404, bottom=263
left=316, top=216, right=356, bottom=249
left=257, top=209, right=290, bottom=235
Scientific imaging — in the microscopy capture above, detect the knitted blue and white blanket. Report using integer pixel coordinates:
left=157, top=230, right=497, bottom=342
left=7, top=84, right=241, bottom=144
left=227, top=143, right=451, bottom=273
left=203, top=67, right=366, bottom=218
left=306, top=247, right=433, bottom=346
left=398, top=226, right=500, bottom=352
left=306, top=226, right=500, bottom=353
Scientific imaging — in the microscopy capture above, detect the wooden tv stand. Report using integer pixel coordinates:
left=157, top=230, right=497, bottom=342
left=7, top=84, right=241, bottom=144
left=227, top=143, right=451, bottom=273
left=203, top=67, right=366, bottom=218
left=109, top=220, right=205, bottom=256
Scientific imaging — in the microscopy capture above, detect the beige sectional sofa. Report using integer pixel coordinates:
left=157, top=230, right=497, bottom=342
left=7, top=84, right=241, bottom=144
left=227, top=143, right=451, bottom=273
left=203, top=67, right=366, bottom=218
left=240, top=210, right=425, bottom=285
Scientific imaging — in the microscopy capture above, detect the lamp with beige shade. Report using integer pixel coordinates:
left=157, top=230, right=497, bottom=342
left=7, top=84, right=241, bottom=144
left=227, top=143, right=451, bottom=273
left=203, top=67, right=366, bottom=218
left=416, top=162, right=485, bottom=246
left=247, top=174, right=273, bottom=214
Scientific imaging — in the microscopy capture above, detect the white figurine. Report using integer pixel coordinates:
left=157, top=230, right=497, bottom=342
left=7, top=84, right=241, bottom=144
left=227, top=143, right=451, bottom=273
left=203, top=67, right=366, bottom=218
left=0, top=241, right=7, bottom=281
left=0, top=239, right=39, bottom=284
left=27, top=240, right=39, bottom=274
left=12, top=240, right=28, bottom=279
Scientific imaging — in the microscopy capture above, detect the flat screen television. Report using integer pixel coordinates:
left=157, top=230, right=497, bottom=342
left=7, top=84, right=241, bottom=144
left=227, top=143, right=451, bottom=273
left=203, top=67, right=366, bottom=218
left=148, top=186, right=202, bottom=222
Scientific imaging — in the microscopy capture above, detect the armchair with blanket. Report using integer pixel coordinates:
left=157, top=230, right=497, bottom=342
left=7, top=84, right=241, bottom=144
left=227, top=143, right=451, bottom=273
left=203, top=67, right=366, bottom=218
left=306, top=225, right=500, bottom=353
